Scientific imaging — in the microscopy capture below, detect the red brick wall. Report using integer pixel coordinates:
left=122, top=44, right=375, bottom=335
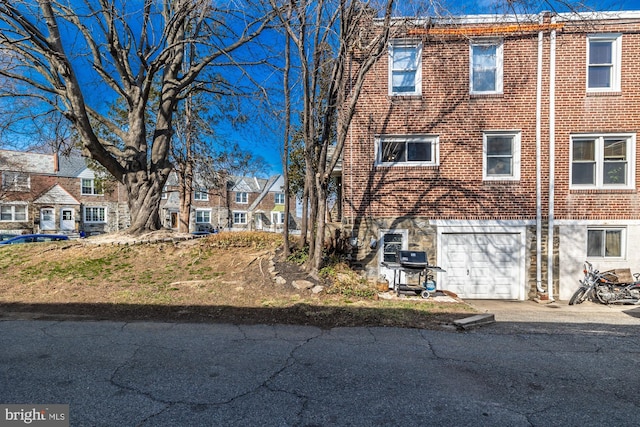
left=553, top=20, right=640, bottom=219
left=343, top=17, right=640, bottom=221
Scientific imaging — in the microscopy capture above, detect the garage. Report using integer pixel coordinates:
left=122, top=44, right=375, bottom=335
left=440, top=232, right=524, bottom=299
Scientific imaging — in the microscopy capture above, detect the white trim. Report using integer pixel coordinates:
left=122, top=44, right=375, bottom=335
left=586, top=226, right=626, bottom=260
left=233, top=211, right=247, bottom=224
left=555, top=219, right=640, bottom=226
left=383, top=12, right=640, bottom=27
left=80, top=178, right=103, bottom=196
left=469, top=39, right=503, bottom=95
left=235, top=192, right=248, bottom=204
left=0, top=203, right=28, bottom=222
left=586, top=33, right=622, bottom=93
left=194, top=190, right=209, bottom=201
left=436, top=225, right=528, bottom=300
left=195, top=208, right=212, bottom=224
left=569, top=133, right=636, bottom=190
left=83, top=206, right=107, bottom=223
left=375, top=134, right=439, bottom=167
left=1, top=171, right=30, bottom=191
left=482, top=130, right=521, bottom=181
left=430, top=219, right=535, bottom=228
left=388, top=40, right=422, bottom=97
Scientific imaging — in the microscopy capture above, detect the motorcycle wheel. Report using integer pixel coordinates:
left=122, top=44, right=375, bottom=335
left=569, top=286, right=588, bottom=305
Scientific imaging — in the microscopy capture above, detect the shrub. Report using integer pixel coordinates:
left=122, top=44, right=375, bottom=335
left=321, top=262, right=377, bottom=298
left=206, top=231, right=283, bottom=249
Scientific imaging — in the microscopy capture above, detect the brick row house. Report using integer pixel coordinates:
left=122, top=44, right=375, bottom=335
left=160, top=173, right=297, bottom=232
left=1, top=149, right=297, bottom=236
left=226, top=175, right=298, bottom=232
left=0, top=150, right=127, bottom=236
left=342, top=11, right=640, bottom=300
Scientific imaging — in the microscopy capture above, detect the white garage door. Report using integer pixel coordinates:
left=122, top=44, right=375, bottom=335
left=441, top=233, right=521, bottom=299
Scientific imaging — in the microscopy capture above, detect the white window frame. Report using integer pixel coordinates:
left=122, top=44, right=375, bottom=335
left=194, top=189, right=209, bottom=201
left=81, top=178, right=103, bottom=196
left=83, top=206, right=106, bottom=223
left=482, top=131, right=521, bottom=181
left=195, top=209, right=211, bottom=224
left=587, top=227, right=625, bottom=259
left=375, top=135, right=439, bottom=167
left=470, top=39, right=503, bottom=95
left=271, top=212, right=285, bottom=225
left=1, top=172, right=30, bottom=192
left=233, top=211, right=247, bottom=224
left=388, top=40, right=422, bottom=96
left=235, top=192, right=248, bottom=204
left=274, top=193, right=285, bottom=204
left=586, top=34, right=622, bottom=92
left=570, top=133, right=635, bottom=190
left=0, top=204, right=28, bottom=221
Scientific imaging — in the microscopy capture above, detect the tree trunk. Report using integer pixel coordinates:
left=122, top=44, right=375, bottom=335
left=306, top=164, right=318, bottom=268
left=312, top=181, right=328, bottom=271
left=178, top=166, right=193, bottom=233
left=124, top=172, right=165, bottom=234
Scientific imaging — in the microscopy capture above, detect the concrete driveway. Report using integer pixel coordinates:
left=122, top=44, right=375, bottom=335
left=465, top=299, right=640, bottom=333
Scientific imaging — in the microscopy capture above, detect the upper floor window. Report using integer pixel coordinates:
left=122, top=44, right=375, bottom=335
left=1, top=172, right=30, bottom=192
left=194, top=190, right=208, bottom=201
left=274, top=193, right=285, bottom=204
left=571, top=134, right=635, bottom=189
left=587, top=34, right=621, bottom=92
left=376, top=135, right=439, bottom=167
left=470, top=39, right=503, bottom=94
left=81, top=178, right=103, bottom=195
left=235, top=192, right=248, bottom=204
left=483, top=131, right=521, bottom=181
left=0, top=204, right=27, bottom=221
left=587, top=228, right=624, bottom=258
left=388, top=41, right=422, bottom=96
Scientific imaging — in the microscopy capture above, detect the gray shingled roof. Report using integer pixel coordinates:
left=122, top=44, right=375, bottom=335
left=56, top=155, right=89, bottom=177
left=227, top=176, right=266, bottom=193
left=248, top=175, right=281, bottom=211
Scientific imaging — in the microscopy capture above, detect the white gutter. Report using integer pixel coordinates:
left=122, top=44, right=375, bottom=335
left=547, top=18, right=557, bottom=302
left=535, top=15, right=544, bottom=294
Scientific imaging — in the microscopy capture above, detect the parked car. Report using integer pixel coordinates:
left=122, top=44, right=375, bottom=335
left=0, top=233, right=18, bottom=241
left=0, top=234, right=70, bottom=245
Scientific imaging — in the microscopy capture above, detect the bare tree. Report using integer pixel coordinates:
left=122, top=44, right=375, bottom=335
left=0, top=0, right=273, bottom=234
left=271, top=0, right=396, bottom=272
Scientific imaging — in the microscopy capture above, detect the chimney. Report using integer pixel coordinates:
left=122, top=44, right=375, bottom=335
left=53, top=152, right=59, bottom=173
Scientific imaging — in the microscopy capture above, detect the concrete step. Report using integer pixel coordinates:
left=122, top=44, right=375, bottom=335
left=453, top=313, right=496, bottom=330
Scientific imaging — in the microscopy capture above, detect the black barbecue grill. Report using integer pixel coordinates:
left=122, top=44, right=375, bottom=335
left=380, top=250, right=446, bottom=298
left=397, top=250, right=429, bottom=268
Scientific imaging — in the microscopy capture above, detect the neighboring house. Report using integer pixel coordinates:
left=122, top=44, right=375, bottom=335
left=227, top=175, right=298, bottom=232
left=0, top=150, right=126, bottom=236
left=1, top=149, right=297, bottom=236
left=342, top=11, right=640, bottom=300
left=160, top=172, right=228, bottom=232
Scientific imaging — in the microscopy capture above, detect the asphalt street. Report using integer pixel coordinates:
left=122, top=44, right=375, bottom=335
left=1, top=301, right=640, bottom=426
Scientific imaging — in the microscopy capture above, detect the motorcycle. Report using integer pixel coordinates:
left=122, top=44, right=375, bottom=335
left=569, top=261, right=640, bottom=305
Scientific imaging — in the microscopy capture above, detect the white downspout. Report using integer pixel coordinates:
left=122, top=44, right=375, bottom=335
left=535, top=19, right=544, bottom=294
left=547, top=19, right=557, bottom=302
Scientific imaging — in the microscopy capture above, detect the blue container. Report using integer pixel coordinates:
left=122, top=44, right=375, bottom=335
left=425, top=280, right=436, bottom=292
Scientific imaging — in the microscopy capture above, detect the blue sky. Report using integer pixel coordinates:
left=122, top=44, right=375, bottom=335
left=251, top=0, right=640, bottom=176
left=4, top=1, right=640, bottom=177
